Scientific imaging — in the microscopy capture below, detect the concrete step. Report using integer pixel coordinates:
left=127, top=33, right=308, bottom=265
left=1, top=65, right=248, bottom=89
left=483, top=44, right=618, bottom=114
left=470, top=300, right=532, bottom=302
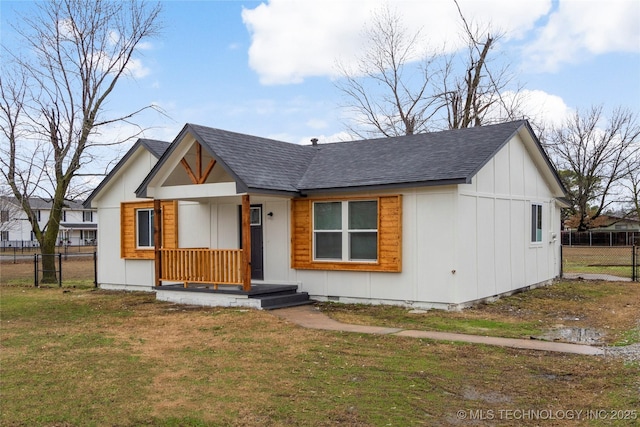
left=253, top=291, right=312, bottom=310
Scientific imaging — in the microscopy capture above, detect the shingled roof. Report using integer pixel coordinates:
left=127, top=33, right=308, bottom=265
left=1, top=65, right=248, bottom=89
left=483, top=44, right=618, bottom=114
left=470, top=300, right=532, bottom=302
left=298, top=121, right=527, bottom=192
left=188, top=124, right=315, bottom=193
left=135, top=120, right=564, bottom=198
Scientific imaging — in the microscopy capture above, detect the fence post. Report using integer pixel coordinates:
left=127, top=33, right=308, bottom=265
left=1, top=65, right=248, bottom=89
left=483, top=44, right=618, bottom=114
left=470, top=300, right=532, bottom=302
left=58, top=253, right=62, bottom=287
left=559, top=244, right=563, bottom=278
left=633, top=245, right=637, bottom=282
left=34, top=254, right=38, bottom=287
left=93, top=251, right=98, bottom=288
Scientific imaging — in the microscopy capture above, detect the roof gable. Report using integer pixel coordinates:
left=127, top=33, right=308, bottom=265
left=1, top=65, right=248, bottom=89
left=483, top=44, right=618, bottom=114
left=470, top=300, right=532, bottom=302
left=133, top=120, right=566, bottom=199
left=136, top=124, right=317, bottom=197
left=84, top=138, right=170, bottom=208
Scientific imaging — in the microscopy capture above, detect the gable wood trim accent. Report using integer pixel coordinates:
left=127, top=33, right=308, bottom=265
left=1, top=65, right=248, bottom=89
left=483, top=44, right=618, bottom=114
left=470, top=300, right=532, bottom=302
left=291, top=195, right=402, bottom=272
left=180, top=142, right=217, bottom=185
left=121, top=200, right=178, bottom=259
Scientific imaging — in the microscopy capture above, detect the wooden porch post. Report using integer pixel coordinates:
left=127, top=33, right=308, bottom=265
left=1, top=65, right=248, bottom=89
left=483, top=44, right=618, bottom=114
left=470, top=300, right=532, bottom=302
left=154, top=199, right=162, bottom=287
left=241, top=194, right=252, bottom=291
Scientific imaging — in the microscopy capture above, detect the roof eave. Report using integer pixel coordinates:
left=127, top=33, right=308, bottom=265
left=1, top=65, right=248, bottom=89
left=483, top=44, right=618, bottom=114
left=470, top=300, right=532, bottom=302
left=85, top=140, right=145, bottom=208
left=136, top=124, right=253, bottom=199
left=245, top=186, right=303, bottom=197
left=299, top=178, right=468, bottom=196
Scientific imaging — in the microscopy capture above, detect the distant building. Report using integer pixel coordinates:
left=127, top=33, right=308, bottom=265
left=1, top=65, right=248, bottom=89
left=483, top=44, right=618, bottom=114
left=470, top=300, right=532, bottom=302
left=0, top=197, right=98, bottom=248
left=588, top=215, right=640, bottom=232
left=562, top=214, right=640, bottom=246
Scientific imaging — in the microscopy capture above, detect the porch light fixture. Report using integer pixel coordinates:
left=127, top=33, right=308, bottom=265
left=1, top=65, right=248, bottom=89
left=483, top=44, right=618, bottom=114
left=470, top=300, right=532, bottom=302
left=267, top=212, right=274, bottom=217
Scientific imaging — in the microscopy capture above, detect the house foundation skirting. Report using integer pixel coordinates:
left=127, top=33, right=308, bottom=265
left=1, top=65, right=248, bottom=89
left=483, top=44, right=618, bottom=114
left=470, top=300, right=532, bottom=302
left=309, top=278, right=557, bottom=311
left=156, top=288, right=263, bottom=309
left=99, top=283, right=156, bottom=292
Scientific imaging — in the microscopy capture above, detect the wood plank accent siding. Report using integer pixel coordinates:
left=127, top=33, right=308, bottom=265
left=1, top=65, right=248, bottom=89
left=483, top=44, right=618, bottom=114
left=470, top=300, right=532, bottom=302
left=241, top=194, right=252, bottom=291
left=291, top=195, right=402, bottom=272
left=121, top=200, right=178, bottom=259
left=160, top=248, right=244, bottom=288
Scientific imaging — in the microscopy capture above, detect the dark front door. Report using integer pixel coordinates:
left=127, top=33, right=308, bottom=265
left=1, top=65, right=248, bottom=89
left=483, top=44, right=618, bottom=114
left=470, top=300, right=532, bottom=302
left=239, top=204, right=264, bottom=280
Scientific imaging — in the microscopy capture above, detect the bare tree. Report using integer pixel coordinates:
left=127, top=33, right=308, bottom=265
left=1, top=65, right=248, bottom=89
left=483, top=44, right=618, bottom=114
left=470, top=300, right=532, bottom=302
left=335, top=1, right=516, bottom=138
left=441, top=1, right=517, bottom=129
left=0, top=0, right=162, bottom=282
left=544, top=106, right=640, bottom=231
left=620, top=151, right=640, bottom=220
left=335, top=4, right=442, bottom=138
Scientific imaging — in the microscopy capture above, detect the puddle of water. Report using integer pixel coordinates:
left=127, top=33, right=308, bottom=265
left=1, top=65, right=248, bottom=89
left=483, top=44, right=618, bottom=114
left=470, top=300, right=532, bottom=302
left=539, top=327, right=605, bottom=345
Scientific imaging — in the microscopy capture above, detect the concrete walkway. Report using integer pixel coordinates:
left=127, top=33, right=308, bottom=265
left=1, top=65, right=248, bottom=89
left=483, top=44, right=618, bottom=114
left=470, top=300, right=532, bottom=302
left=272, top=305, right=604, bottom=356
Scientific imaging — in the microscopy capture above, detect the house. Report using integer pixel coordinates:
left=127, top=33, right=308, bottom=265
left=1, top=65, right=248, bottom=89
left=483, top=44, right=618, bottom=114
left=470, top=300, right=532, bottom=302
left=0, top=196, right=98, bottom=248
left=562, top=214, right=640, bottom=246
left=84, top=120, right=567, bottom=309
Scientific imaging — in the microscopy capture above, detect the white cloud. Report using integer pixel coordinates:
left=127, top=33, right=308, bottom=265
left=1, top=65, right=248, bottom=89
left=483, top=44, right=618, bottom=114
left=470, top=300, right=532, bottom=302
left=241, top=0, right=551, bottom=85
left=296, top=130, right=354, bottom=145
left=125, top=58, right=151, bottom=78
left=137, top=41, right=155, bottom=51
left=490, top=89, right=572, bottom=128
left=524, top=0, right=640, bottom=72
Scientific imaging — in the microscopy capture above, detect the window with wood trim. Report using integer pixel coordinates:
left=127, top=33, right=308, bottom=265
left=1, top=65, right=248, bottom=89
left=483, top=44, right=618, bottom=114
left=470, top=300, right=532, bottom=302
left=313, top=200, right=378, bottom=262
left=292, top=195, right=401, bottom=272
left=121, top=200, right=178, bottom=259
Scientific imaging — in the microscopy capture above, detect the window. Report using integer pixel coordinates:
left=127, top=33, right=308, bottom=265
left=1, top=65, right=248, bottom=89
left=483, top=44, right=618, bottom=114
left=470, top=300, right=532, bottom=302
left=136, top=208, right=154, bottom=248
left=1, top=231, right=8, bottom=241
left=0, top=210, right=8, bottom=222
left=36, top=210, right=41, bottom=221
left=250, top=206, right=261, bottom=226
left=531, top=203, right=543, bottom=243
left=61, top=211, right=66, bottom=222
left=121, top=200, right=177, bottom=259
left=292, top=195, right=401, bottom=272
left=83, top=211, right=93, bottom=222
left=313, top=200, right=378, bottom=261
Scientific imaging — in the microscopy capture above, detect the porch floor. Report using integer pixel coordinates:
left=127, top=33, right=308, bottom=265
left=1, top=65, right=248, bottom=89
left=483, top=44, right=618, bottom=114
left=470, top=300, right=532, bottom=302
left=155, top=283, right=312, bottom=310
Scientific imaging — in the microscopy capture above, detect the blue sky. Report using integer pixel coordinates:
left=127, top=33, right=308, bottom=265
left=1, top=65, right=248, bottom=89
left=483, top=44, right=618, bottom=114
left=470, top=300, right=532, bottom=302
left=1, top=0, right=639, bottom=149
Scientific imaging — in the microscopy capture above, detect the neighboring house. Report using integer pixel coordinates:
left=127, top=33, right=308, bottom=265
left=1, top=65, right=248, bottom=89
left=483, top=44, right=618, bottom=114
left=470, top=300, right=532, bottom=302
left=0, top=197, right=98, bottom=248
left=588, top=215, right=640, bottom=232
left=85, top=120, right=567, bottom=309
left=562, top=214, right=640, bottom=246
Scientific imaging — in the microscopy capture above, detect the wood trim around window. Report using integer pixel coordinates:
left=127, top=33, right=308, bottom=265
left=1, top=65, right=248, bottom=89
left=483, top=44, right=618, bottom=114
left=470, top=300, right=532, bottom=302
left=291, top=195, right=402, bottom=272
left=121, top=200, right=178, bottom=259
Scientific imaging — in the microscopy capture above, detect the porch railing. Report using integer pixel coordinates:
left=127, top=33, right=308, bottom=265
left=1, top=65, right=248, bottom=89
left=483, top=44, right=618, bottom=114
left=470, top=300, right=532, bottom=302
left=159, top=248, right=244, bottom=289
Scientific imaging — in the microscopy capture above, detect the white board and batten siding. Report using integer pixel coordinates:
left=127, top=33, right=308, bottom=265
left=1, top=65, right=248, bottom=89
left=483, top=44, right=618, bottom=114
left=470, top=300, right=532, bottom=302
left=288, top=133, right=562, bottom=309
left=91, top=147, right=160, bottom=291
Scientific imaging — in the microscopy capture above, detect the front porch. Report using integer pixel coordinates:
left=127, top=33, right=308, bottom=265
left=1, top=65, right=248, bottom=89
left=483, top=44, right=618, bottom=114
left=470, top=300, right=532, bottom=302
left=155, top=282, right=312, bottom=310
left=152, top=195, right=255, bottom=292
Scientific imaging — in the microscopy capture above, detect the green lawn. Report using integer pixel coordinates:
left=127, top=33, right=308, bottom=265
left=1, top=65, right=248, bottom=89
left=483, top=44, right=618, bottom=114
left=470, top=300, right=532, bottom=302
left=1, top=284, right=638, bottom=426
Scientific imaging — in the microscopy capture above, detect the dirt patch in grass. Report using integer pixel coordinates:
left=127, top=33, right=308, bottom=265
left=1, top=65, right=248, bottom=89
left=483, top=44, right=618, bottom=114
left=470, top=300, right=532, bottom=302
left=320, top=280, right=640, bottom=345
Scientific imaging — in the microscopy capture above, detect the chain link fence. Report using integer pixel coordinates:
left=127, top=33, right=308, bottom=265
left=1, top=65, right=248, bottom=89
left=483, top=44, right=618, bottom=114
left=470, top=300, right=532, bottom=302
left=0, top=251, right=97, bottom=287
left=562, top=245, right=638, bottom=281
left=561, top=230, right=639, bottom=246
